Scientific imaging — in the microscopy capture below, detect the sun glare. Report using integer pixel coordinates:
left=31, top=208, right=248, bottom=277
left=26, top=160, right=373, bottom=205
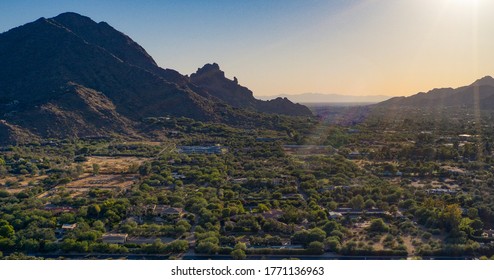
left=453, top=0, right=480, bottom=6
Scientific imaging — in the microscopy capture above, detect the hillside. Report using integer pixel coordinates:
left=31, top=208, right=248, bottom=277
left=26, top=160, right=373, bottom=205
left=0, top=12, right=311, bottom=144
left=376, top=76, right=494, bottom=110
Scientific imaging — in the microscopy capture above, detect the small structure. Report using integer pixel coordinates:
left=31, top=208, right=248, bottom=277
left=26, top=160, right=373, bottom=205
left=328, top=211, right=343, bottom=219
left=347, top=151, right=361, bottom=159
left=43, top=204, right=76, bottom=213
left=102, top=233, right=128, bottom=244
left=171, top=172, right=186, bottom=179
left=482, top=230, right=494, bottom=238
left=154, top=205, right=186, bottom=219
left=256, top=137, right=281, bottom=142
left=272, top=175, right=297, bottom=186
left=458, top=134, right=473, bottom=141
left=177, top=145, right=227, bottom=155
left=427, top=189, right=458, bottom=195
left=262, top=209, right=284, bottom=220
left=283, top=145, right=333, bottom=154
left=231, top=178, right=248, bottom=184
left=61, top=223, right=77, bottom=231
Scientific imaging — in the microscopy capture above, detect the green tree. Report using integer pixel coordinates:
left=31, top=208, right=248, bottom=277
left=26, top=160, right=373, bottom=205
left=139, top=162, right=152, bottom=176
left=88, top=204, right=101, bottom=218
left=234, top=242, right=247, bottom=251
left=166, top=240, right=189, bottom=253
left=368, top=218, right=389, bottom=232
left=307, top=241, right=325, bottom=254
left=441, top=204, right=462, bottom=232
left=349, top=195, right=365, bottom=210
left=92, top=163, right=100, bottom=175
left=196, top=241, right=219, bottom=254
left=0, top=224, right=14, bottom=238
left=231, top=248, right=247, bottom=260
left=308, top=228, right=327, bottom=243
left=325, top=237, right=341, bottom=252
left=364, top=199, right=376, bottom=210
left=257, top=203, right=270, bottom=213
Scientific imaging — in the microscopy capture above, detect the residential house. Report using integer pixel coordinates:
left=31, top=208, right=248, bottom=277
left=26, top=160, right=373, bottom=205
left=177, top=145, right=227, bottom=155
left=102, top=233, right=128, bottom=244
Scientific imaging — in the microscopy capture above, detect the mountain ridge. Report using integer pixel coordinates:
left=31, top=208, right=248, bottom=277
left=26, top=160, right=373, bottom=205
left=376, top=76, right=494, bottom=109
left=257, top=93, right=392, bottom=104
left=0, top=12, right=312, bottom=144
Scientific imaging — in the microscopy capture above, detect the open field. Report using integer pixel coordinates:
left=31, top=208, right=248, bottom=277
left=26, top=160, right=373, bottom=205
left=80, top=156, right=148, bottom=173
left=0, top=175, right=48, bottom=193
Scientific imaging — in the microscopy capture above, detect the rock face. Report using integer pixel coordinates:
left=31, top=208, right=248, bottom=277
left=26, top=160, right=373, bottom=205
left=376, top=76, right=494, bottom=109
left=0, top=12, right=312, bottom=143
left=190, top=63, right=313, bottom=116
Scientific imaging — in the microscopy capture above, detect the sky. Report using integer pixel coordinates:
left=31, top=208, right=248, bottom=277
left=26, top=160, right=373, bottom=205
left=1, top=0, right=494, bottom=97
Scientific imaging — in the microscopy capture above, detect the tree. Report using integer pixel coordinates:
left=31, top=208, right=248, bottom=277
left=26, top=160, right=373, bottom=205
left=139, top=162, right=152, bottom=176
left=234, top=242, right=247, bottom=251
left=364, top=199, right=376, bottom=210
left=467, top=208, right=478, bottom=219
left=349, top=195, right=364, bottom=210
left=0, top=224, right=14, bottom=238
left=88, top=204, right=101, bottom=217
left=441, top=204, right=462, bottom=232
left=368, top=218, right=389, bottom=232
left=196, top=241, right=219, bottom=254
left=308, top=228, right=327, bottom=243
left=325, top=237, right=341, bottom=252
left=307, top=241, right=325, bottom=254
left=257, top=203, right=270, bottom=213
left=166, top=240, right=189, bottom=253
left=92, top=163, right=100, bottom=175
left=127, top=163, right=139, bottom=174
left=93, top=220, right=106, bottom=232
left=231, top=248, right=246, bottom=260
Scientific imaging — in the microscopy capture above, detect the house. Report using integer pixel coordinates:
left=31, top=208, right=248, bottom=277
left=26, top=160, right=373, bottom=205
left=43, top=204, right=76, bottom=213
left=283, top=145, right=333, bottom=154
left=482, top=230, right=494, bottom=238
left=347, top=151, right=361, bottom=159
left=334, top=208, right=388, bottom=217
left=328, top=211, right=343, bottom=219
left=281, top=194, right=302, bottom=200
left=153, top=205, right=186, bottom=219
left=231, top=178, right=248, bottom=184
left=272, top=175, right=297, bottom=186
left=427, top=189, right=458, bottom=195
left=171, top=172, right=186, bottom=179
left=177, top=145, right=227, bottom=154
left=102, top=233, right=128, bottom=244
left=55, top=223, right=78, bottom=237
left=458, top=134, right=473, bottom=141
left=262, top=209, right=284, bottom=220
left=61, top=223, right=77, bottom=231
left=256, top=137, right=281, bottom=142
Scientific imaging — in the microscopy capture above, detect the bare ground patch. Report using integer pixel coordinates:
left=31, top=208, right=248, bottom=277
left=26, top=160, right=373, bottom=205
left=80, top=156, right=148, bottom=174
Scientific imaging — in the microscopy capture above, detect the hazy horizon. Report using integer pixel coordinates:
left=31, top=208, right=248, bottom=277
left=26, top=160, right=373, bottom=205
left=1, top=0, right=493, bottom=97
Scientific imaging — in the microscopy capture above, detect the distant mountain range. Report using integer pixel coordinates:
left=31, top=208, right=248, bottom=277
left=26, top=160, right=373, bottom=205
left=257, top=93, right=392, bottom=104
left=0, top=12, right=311, bottom=144
left=376, top=76, right=494, bottom=109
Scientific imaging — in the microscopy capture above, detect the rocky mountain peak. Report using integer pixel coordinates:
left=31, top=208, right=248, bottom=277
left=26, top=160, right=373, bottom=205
left=191, top=63, right=225, bottom=79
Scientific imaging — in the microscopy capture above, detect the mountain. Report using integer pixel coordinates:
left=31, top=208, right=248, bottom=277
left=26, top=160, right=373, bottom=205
left=376, top=76, right=494, bottom=109
left=0, top=12, right=311, bottom=143
left=256, top=93, right=391, bottom=104
left=189, top=63, right=312, bottom=116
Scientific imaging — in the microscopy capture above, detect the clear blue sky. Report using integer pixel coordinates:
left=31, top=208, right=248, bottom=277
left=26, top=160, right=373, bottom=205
left=1, top=0, right=493, bottom=97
